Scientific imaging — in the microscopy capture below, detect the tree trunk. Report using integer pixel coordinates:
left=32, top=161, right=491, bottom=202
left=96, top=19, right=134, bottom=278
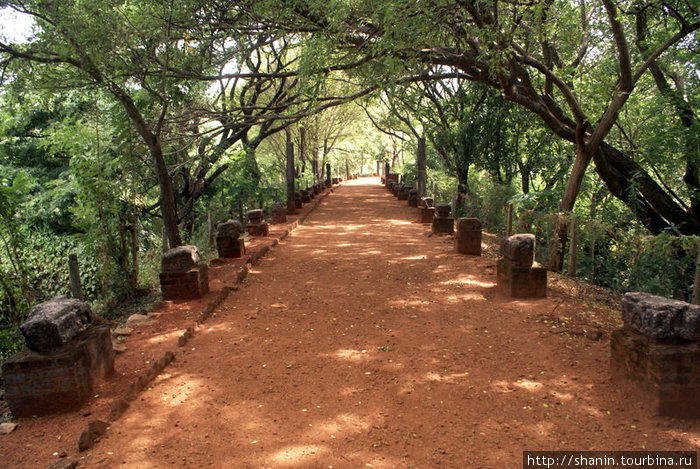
left=417, top=137, right=427, bottom=197
left=129, top=213, right=139, bottom=291
left=286, top=140, right=296, bottom=214
left=692, top=248, right=700, bottom=305
left=548, top=146, right=592, bottom=271
left=454, top=166, right=471, bottom=216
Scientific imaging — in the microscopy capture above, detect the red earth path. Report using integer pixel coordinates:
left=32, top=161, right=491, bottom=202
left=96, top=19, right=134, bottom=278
left=2, top=177, right=699, bottom=468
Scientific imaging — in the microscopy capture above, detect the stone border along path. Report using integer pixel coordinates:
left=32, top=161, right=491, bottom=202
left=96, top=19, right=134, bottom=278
left=72, top=176, right=700, bottom=468
left=18, top=175, right=697, bottom=468
left=72, top=183, right=336, bottom=457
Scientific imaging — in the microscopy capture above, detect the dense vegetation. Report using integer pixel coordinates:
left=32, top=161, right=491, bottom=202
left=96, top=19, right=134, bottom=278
left=0, top=0, right=697, bottom=361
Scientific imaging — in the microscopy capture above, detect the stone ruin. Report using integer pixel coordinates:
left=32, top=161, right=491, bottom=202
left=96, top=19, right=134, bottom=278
left=611, top=292, right=700, bottom=418
left=408, top=189, right=419, bottom=208
left=300, top=189, right=312, bottom=203
left=246, top=208, right=269, bottom=237
left=159, top=245, right=209, bottom=300
left=332, top=177, right=341, bottom=185
left=496, top=234, right=547, bottom=298
left=305, top=187, right=315, bottom=199
left=2, top=297, right=115, bottom=417
left=270, top=201, right=287, bottom=224
left=431, top=203, right=454, bottom=235
left=216, top=219, right=246, bottom=258
left=385, top=173, right=399, bottom=188
left=387, top=181, right=396, bottom=193
left=392, top=183, right=401, bottom=197
left=397, top=185, right=411, bottom=201
left=455, top=218, right=482, bottom=256
left=419, top=197, right=435, bottom=224
left=294, top=191, right=303, bottom=209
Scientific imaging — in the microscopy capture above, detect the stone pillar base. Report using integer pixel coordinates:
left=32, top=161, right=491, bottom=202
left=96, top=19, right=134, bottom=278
left=2, top=324, right=115, bottom=417
left=432, top=217, right=454, bottom=235
left=455, top=231, right=482, bottom=255
left=420, top=207, right=435, bottom=224
left=160, top=266, right=209, bottom=300
left=611, top=328, right=700, bottom=418
left=216, top=237, right=245, bottom=258
left=496, top=259, right=546, bottom=298
left=247, top=223, right=269, bottom=237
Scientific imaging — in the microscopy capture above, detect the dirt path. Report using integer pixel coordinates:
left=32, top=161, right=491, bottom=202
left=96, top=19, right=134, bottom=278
left=5, top=178, right=700, bottom=468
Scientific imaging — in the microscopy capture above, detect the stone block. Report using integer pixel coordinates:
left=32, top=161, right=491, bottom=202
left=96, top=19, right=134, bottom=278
left=496, top=259, right=547, bottom=298
left=161, top=245, right=201, bottom=272
left=611, top=328, right=700, bottom=418
left=420, top=207, right=435, bottom=224
left=456, top=218, right=482, bottom=232
left=397, top=185, right=411, bottom=201
left=386, top=173, right=399, bottom=187
left=421, top=197, right=434, bottom=208
left=247, top=222, right=269, bottom=237
left=500, top=234, right=535, bottom=268
left=435, top=203, right=452, bottom=218
left=246, top=209, right=264, bottom=224
left=2, top=324, right=115, bottom=417
left=455, top=223, right=482, bottom=256
left=621, top=292, right=700, bottom=341
left=270, top=202, right=287, bottom=224
left=432, top=216, right=454, bottom=235
left=159, top=265, right=209, bottom=300
left=408, top=189, right=419, bottom=207
left=217, top=219, right=244, bottom=239
left=301, top=191, right=311, bottom=203
left=20, top=297, right=98, bottom=354
left=332, top=177, right=340, bottom=185
left=216, top=236, right=245, bottom=258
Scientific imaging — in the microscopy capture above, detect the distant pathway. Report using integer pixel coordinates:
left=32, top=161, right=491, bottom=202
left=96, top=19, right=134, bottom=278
left=89, top=177, right=699, bottom=468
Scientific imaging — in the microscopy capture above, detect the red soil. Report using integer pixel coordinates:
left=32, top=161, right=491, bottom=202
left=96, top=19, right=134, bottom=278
left=1, top=177, right=698, bottom=468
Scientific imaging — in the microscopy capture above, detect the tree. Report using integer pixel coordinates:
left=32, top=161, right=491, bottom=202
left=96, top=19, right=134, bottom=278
left=267, top=0, right=699, bottom=270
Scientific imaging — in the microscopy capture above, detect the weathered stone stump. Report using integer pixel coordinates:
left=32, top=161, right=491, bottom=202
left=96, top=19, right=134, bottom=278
left=431, top=203, right=454, bottom=235
left=408, top=189, right=419, bottom=207
left=611, top=292, right=700, bottom=418
left=305, top=187, right=315, bottom=199
left=294, top=192, right=303, bottom=209
left=332, top=177, right=340, bottom=185
left=397, top=185, right=411, bottom=201
left=301, top=190, right=312, bottom=203
left=159, top=245, right=209, bottom=300
left=455, top=218, right=482, bottom=255
left=2, top=297, right=115, bottom=417
left=216, top=220, right=245, bottom=258
left=270, top=201, right=287, bottom=224
left=419, top=197, right=435, bottom=223
left=386, top=173, right=399, bottom=188
left=392, top=183, right=401, bottom=197
left=387, top=181, right=396, bottom=193
left=246, top=209, right=269, bottom=237
left=496, top=234, right=546, bottom=298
